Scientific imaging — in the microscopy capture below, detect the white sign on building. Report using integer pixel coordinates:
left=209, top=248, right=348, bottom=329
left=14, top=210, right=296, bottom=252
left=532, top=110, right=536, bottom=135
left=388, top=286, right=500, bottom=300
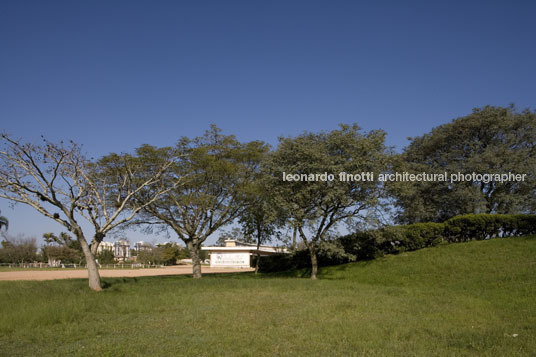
left=211, top=253, right=250, bottom=268
left=202, top=240, right=288, bottom=268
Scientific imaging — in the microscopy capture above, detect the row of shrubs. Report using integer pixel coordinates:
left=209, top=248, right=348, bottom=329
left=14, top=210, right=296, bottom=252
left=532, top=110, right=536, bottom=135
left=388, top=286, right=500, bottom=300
left=257, top=214, right=536, bottom=273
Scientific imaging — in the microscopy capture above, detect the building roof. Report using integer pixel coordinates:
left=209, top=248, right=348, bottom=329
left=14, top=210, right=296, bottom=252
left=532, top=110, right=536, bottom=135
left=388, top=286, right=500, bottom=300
left=202, top=240, right=288, bottom=254
left=201, top=246, right=287, bottom=253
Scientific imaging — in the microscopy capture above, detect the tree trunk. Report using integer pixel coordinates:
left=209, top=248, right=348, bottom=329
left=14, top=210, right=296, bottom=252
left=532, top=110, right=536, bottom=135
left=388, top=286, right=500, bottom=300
left=188, top=241, right=202, bottom=279
left=255, top=240, right=261, bottom=275
left=255, top=224, right=262, bottom=275
left=309, top=245, right=318, bottom=280
left=255, top=253, right=260, bottom=274
left=292, top=226, right=297, bottom=250
left=78, top=234, right=102, bottom=291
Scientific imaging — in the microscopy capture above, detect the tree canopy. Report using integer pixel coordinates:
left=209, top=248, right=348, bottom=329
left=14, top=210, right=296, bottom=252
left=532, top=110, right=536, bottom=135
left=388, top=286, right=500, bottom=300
left=264, top=124, right=390, bottom=279
left=390, top=106, right=536, bottom=223
left=134, top=125, right=270, bottom=278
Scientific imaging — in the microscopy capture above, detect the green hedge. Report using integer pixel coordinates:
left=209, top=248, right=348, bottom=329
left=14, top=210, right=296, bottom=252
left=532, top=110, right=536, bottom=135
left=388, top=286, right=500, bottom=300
left=443, top=214, right=536, bottom=241
left=341, top=214, right=536, bottom=258
left=257, top=240, right=357, bottom=273
left=258, top=214, right=536, bottom=273
left=339, top=221, right=447, bottom=258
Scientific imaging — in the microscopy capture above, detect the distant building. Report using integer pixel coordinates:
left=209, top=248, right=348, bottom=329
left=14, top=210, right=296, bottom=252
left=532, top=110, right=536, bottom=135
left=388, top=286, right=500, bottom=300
left=134, top=241, right=153, bottom=252
left=96, top=241, right=113, bottom=254
left=201, top=240, right=288, bottom=268
left=114, top=239, right=131, bottom=261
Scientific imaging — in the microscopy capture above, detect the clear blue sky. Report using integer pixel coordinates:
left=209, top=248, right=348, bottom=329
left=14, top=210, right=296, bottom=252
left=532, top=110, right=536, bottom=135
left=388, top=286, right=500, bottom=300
left=1, top=0, right=535, bottom=245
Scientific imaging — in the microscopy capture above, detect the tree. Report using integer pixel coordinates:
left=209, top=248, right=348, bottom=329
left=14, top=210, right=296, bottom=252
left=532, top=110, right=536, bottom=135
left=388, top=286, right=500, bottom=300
left=237, top=177, right=284, bottom=274
left=135, top=126, right=269, bottom=278
left=136, top=247, right=158, bottom=265
left=42, top=232, right=83, bottom=264
left=215, top=227, right=251, bottom=246
left=42, top=245, right=82, bottom=265
left=43, top=232, right=82, bottom=251
left=136, top=244, right=182, bottom=265
left=0, top=134, right=178, bottom=290
left=264, top=124, right=389, bottom=279
left=390, top=106, right=536, bottom=223
left=0, top=213, right=7, bottom=231
left=0, top=234, right=37, bottom=264
left=96, top=249, right=115, bottom=264
left=158, top=243, right=182, bottom=265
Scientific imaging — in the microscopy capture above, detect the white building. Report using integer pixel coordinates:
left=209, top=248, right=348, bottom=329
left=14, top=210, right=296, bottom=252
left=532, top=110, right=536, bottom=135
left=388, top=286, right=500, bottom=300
left=96, top=241, right=113, bottom=254
left=134, top=241, right=153, bottom=252
left=114, top=239, right=130, bottom=261
left=201, top=240, right=288, bottom=268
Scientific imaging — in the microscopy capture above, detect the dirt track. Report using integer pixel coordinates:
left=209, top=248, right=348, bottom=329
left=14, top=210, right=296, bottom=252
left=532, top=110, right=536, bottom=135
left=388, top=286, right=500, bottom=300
left=0, top=265, right=254, bottom=281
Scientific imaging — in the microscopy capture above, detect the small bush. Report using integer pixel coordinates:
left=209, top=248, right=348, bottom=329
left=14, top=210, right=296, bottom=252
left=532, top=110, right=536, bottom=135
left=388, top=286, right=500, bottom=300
left=339, top=231, right=382, bottom=260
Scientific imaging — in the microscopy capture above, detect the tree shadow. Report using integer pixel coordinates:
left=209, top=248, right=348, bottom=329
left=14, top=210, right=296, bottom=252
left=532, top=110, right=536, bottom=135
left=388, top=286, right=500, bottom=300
left=101, top=277, right=138, bottom=290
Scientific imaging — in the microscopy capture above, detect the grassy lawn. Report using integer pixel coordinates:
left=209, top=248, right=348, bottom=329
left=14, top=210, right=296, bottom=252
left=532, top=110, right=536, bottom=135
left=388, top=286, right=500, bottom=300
left=0, top=237, right=534, bottom=356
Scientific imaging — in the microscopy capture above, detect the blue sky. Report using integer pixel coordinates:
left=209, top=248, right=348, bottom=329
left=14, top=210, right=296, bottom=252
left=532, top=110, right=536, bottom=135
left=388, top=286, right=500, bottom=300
left=1, top=0, right=535, bottom=245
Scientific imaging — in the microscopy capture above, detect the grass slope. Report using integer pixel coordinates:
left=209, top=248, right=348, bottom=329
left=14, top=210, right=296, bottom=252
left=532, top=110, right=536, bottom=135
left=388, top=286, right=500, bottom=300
left=0, top=237, right=534, bottom=356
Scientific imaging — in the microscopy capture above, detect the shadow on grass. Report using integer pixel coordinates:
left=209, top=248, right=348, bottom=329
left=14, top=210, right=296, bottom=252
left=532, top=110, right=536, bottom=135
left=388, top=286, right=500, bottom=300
left=318, top=259, right=377, bottom=279
left=99, top=271, right=257, bottom=290
left=100, top=277, right=141, bottom=290
left=97, top=269, right=311, bottom=291
left=97, top=264, right=372, bottom=290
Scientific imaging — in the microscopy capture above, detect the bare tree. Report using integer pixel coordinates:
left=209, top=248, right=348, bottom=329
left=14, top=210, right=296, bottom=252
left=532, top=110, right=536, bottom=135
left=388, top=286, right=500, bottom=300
left=0, top=134, right=178, bottom=290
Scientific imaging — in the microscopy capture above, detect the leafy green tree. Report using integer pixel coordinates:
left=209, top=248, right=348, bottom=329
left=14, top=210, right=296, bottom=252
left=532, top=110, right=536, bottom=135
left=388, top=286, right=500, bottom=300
left=215, top=227, right=251, bottom=246
left=0, top=235, right=37, bottom=263
left=134, top=243, right=184, bottom=265
left=390, top=106, right=536, bottom=223
left=42, top=231, right=83, bottom=264
left=42, top=245, right=82, bottom=264
left=237, top=177, right=285, bottom=274
left=136, top=126, right=269, bottom=278
left=96, top=249, right=115, bottom=264
left=136, top=248, right=162, bottom=265
left=158, top=243, right=182, bottom=265
left=264, top=124, right=389, bottom=279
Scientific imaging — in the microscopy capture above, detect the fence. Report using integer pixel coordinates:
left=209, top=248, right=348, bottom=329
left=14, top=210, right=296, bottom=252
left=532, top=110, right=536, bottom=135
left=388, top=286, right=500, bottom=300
left=0, top=262, right=165, bottom=269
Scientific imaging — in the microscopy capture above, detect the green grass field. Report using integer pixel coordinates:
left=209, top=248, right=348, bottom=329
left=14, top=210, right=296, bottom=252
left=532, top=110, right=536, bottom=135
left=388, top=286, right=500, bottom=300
left=1, top=237, right=534, bottom=356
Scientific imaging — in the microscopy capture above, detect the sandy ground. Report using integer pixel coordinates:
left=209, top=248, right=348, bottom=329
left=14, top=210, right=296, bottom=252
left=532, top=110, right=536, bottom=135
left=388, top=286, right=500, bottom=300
left=0, top=265, right=254, bottom=281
